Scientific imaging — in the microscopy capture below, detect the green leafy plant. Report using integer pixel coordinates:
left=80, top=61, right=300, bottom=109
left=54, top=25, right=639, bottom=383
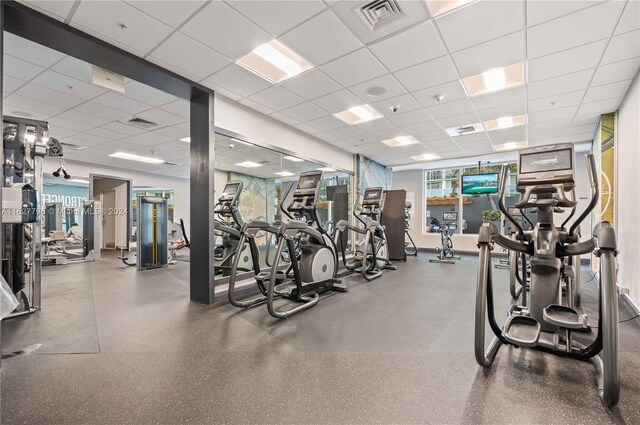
left=482, top=209, right=501, bottom=222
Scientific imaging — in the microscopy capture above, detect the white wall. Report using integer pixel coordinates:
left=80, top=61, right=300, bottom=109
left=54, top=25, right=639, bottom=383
left=43, top=160, right=191, bottom=233
left=215, top=95, right=353, bottom=173
left=616, top=72, right=640, bottom=308
left=393, top=152, right=594, bottom=253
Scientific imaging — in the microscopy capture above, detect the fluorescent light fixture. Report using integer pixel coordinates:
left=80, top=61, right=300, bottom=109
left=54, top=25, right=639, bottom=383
left=462, top=62, right=524, bottom=97
left=237, top=39, right=313, bottom=83
left=411, top=153, right=440, bottom=162
left=483, top=114, right=526, bottom=132
left=274, top=171, right=294, bottom=177
left=444, top=123, right=484, bottom=137
left=283, top=155, right=304, bottom=162
left=235, top=161, right=262, bottom=168
left=493, top=140, right=528, bottom=152
left=109, top=152, right=165, bottom=164
left=229, top=138, right=254, bottom=147
left=317, top=167, right=336, bottom=172
left=425, top=0, right=475, bottom=17
left=381, top=135, right=420, bottom=147
left=333, top=104, right=383, bottom=125
left=68, top=179, right=90, bottom=184
left=180, top=137, right=190, bottom=143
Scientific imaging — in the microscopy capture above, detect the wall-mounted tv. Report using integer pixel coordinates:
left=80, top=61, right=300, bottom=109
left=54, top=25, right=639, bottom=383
left=461, top=173, right=499, bottom=195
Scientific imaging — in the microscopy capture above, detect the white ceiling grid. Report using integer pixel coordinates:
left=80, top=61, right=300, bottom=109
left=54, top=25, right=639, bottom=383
left=12, top=0, right=640, bottom=169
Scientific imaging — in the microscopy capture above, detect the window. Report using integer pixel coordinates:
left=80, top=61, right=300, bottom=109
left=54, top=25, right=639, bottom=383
left=424, top=168, right=460, bottom=234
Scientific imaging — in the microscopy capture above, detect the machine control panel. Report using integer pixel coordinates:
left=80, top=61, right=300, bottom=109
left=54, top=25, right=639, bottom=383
left=517, top=144, right=575, bottom=191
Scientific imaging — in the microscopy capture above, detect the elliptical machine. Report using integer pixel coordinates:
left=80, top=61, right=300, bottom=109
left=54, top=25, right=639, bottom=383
left=429, top=212, right=460, bottom=264
left=334, top=187, right=396, bottom=281
left=213, top=181, right=253, bottom=276
left=474, top=143, right=620, bottom=407
left=266, top=170, right=347, bottom=319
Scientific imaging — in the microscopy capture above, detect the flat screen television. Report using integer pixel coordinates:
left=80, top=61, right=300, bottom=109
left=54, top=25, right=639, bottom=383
left=461, top=173, right=499, bottom=195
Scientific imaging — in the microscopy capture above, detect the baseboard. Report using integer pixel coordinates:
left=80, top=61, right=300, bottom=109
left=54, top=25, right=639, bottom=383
left=621, top=292, right=640, bottom=316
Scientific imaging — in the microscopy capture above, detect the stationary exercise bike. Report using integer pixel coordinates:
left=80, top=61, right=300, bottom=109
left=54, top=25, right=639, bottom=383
left=404, top=201, right=418, bottom=257
left=474, top=143, right=620, bottom=407
left=429, top=212, right=460, bottom=264
left=213, top=181, right=253, bottom=276
left=334, top=187, right=396, bottom=281
left=266, top=170, right=347, bottom=319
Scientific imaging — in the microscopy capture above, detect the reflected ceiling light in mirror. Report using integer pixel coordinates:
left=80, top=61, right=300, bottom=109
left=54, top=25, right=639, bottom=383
left=462, top=62, right=524, bottom=97
left=235, top=161, right=262, bottom=168
left=333, top=104, right=383, bottom=125
left=237, top=39, right=313, bottom=83
left=274, top=171, right=294, bottom=177
left=180, top=137, right=190, bottom=143
left=493, top=140, right=528, bottom=152
left=483, top=114, right=526, bottom=131
left=317, top=167, right=336, bottom=172
left=424, top=0, right=475, bottom=17
left=283, top=155, right=304, bottom=162
left=411, top=153, right=440, bottom=162
left=68, top=179, right=90, bottom=184
left=381, top=135, right=419, bottom=147
left=109, top=152, right=165, bottom=164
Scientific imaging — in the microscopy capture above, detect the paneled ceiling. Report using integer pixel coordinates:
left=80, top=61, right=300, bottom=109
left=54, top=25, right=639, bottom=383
left=12, top=0, right=640, bottom=168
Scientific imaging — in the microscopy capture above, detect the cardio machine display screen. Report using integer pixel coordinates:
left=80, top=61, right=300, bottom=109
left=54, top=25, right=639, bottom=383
left=443, top=211, right=458, bottom=221
left=298, top=174, right=321, bottom=190
left=223, top=183, right=240, bottom=196
left=365, top=189, right=382, bottom=200
left=520, top=148, right=573, bottom=174
left=461, top=173, right=499, bottom=194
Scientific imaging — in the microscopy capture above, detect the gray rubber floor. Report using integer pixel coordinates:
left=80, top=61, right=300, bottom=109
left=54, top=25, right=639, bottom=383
left=1, top=251, right=639, bottom=424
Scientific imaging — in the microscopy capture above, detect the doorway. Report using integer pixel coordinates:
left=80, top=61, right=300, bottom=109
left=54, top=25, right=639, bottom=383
left=90, top=175, right=131, bottom=250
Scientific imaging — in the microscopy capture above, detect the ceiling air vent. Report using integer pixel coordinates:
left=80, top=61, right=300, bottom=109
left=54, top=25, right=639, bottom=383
left=60, top=142, right=88, bottom=151
left=456, top=125, right=478, bottom=135
left=356, top=0, right=404, bottom=31
left=444, top=123, right=485, bottom=137
left=126, top=117, right=160, bottom=130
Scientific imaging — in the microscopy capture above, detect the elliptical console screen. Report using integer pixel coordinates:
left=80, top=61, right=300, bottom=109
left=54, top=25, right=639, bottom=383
left=443, top=211, right=458, bottom=222
left=298, top=173, right=321, bottom=190
left=223, top=182, right=239, bottom=196
left=520, top=148, right=573, bottom=174
left=365, top=189, right=382, bottom=200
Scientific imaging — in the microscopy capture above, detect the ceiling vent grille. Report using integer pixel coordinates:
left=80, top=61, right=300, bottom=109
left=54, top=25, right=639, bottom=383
left=60, top=142, right=88, bottom=151
left=456, top=125, right=478, bottom=135
left=126, top=117, right=160, bottom=130
left=356, top=0, right=404, bottom=31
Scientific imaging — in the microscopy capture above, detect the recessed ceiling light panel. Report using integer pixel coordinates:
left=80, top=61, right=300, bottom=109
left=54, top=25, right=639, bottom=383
left=317, top=167, right=336, bottom=172
left=381, top=135, right=420, bottom=147
left=462, top=62, right=524, bottom=97
left=411, top=153, right=440, bottom=162
left=109, top=152, right=165, bottom=164
left=424, top=0, right=475, bottom=17
left=333, top=104, right=383, bottom=125
left=283, top=155, right=304, bottom=162
left=483, top=114, right=526, bottom=131
left=493, top=140, right=528, bottom=152
left=235, top=161, right=263, bottom=168
left=274, top=171, right=295, bottom=177
left=237, top=40, right=313, bottom=83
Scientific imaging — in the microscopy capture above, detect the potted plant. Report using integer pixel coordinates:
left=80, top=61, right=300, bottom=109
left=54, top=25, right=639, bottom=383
left=482, top=209, right=501, bottom=229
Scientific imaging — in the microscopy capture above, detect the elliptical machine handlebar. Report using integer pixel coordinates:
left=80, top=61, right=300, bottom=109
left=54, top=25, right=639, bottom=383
left=569, top=153, right=599, bottom=236
left=498, top=165, right=524, bottom=236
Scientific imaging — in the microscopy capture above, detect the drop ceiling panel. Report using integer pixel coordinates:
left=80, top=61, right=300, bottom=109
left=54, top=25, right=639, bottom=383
left=356, top=118, right=397, bottom=134
left=451, top=31, right=524, bottom=78
left=92, top=91, right=152, bottom=114
left=149, top=32, right=231, bottom=81
left=526, top=1, right=625, bottom=59
left=293, top=123, right=322, bottom=134
left=32, top=70, right=107, bottom=100
left=413, top=80, right=467, bottom=108
left=528, top=104, right=578, bottom=124
left=72, top=101, right=131, bottom=122
left=614, top=0, right=639, bottom=34
left=71, top=1, right=173, bottom=55
left=472, top=86, right=525, bottom=111
left=4, top=55, right=45, bottom=81
left=306, top=115, right=348, bottom=132
left=590, top=57, right=640, bottom=87
left=280, top=69, right=341, bottom=100
left=227, top=0, right=327, bottom=36
left=528, top=90, right=585, bottom=113
left=47, top=117, right=95, bottom=133
left=400, top=120, right=443, bottom=136
left=124, top=81, right=178, bottom=107
left=328, top=125, right=366, bottom=139
left=180, top=1, right=271, bottom=59
left=270, top=112, right=300, bottom=126
left=425, top=98, right=476, bottom=119
left=435, top=112, right=480, bottom=129
left=527, top=39, right=607, bottom=83
left=15, top=83, right=85, bottom=108
left=528, top=69, right=593, bottom=99
left=486, top=125, right=527, bottom=141
left=238, top=98, right=276, bottom=116
left=394, top=55, right=458, bottom=92
left=583, top=80, right=633, bottom=104
left=319, top=48, right=387, bottom=88
left=349, top=74, right=408, bottom=103
left=279, top=10, right=363, bottom=65
left=125, top=0, right=206, bottom=27
left=601, top=29, right=640, bottom=65
left=369, top=20, right=446, bottom=72
left=101, top=121, right=148, bottom=136
left=526, top=1, right=602, bottom=27
left=19, top=0, right=75, bottom=20
left=135, top=109, right=186, bottom=128
left=159, top=100, right=190, bottom=119
left=281, top=102, right=328, bottom=122
left=388, top=109, right=432, bottom=127
left=205, top=64, right=272, bottom=98
left=50, top=56, right=93, bottom=83
left=3, top=75, right=26, bottom=93
left=4, top=32, right=66, bottom=68
left=248, top=86, right=305, bottom=111
left=575, top=97, right=623, bottom=117
left=370, top=94, right=422, bottom=115
left=436, top=0, right=523, bottom=52
left=477, top=102, right=525, bottom=121
left=312, top=89, right=362, bottom=114
left=5, top=93, right=67, bottom=117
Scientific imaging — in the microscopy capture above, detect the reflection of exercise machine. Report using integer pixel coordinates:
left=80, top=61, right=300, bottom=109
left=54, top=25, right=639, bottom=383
left=2, top=116, right=64, bottom=317
left=429, top=212, right=460, bottom=264
left=266, top=170, right=347, bottom=319
left=475, top=144, right=620, bottom=407
left=334, top=187, right=396, bottom=281
left=119, top=195, right=168, bottom=270
left=43, top=201, right=101, bottom=265
left=404, top=201, right=418, bottom=257
left=214, top=181, right=252, bottom=276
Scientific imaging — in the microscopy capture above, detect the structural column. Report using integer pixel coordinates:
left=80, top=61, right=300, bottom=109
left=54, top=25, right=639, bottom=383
left=189, top=89, right=216, bottom=304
